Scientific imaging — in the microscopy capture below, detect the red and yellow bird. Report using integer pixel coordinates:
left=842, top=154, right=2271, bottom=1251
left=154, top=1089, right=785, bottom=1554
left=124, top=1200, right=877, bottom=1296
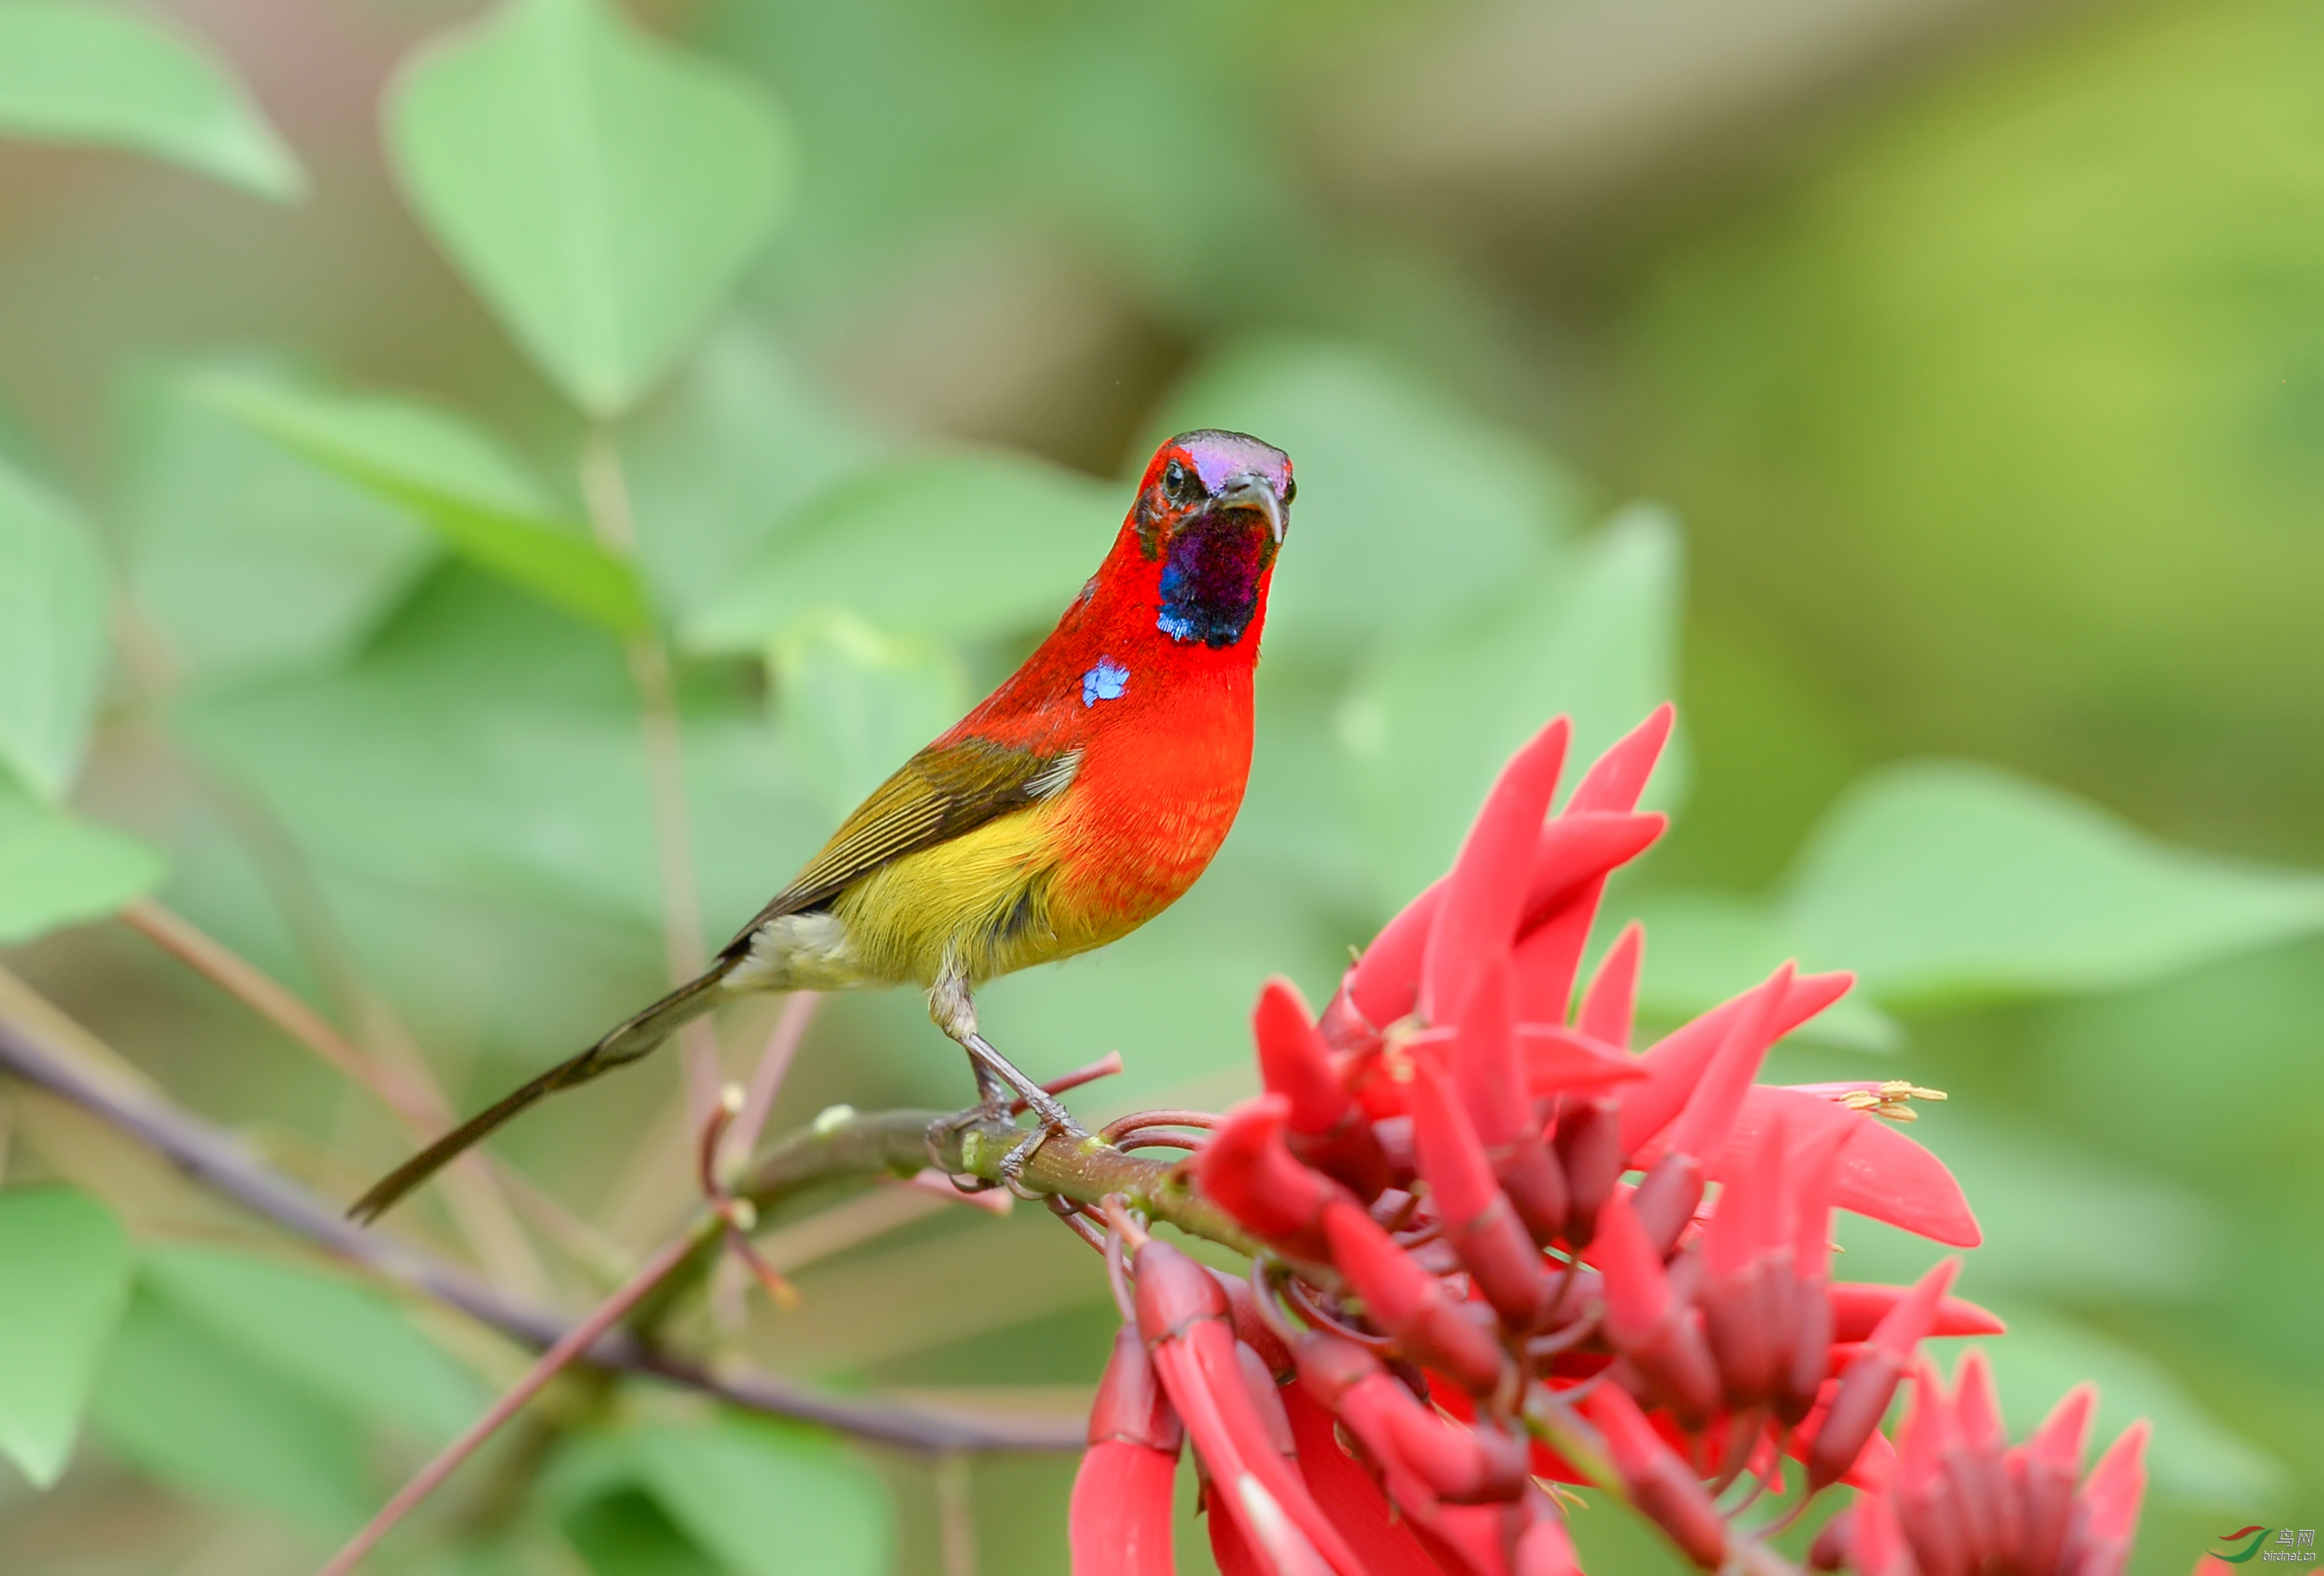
left=352, top=430, right=1294, bottom=1221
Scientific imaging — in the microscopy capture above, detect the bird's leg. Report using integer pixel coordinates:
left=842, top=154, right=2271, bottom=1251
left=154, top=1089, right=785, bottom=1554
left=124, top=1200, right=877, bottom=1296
left=926, top=962, right=1082, bottom=1194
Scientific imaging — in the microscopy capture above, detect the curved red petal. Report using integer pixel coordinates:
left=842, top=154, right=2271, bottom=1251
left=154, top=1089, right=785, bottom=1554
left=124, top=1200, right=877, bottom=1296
left=1351, top=883, right=1446, bottom=1030
left=1283, top=1381, right=1467, bottom=1575
left=1257, top=977, right=1353, bottom=1134
left=1567, top=705, right=1674, bottom=814
left=1661, top=965, right=1793, bottom=1164
left=1071, top=1440, right=1180, bottom=1576
left=1615, top=970, right=1854, bottom=1156
left=2080, top=1420, right=2151, bottom=1542
left=1578, top=922, right=1645, bottom=1050
left=1422, top=717, right=1572, bottom=1025
left=1644, top=1086, right=1982, bottom=1248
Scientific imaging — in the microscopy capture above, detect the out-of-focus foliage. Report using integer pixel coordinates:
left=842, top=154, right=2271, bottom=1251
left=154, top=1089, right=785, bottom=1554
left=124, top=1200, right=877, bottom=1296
left=0, top=0, right=302, bottom=200
left=0, top=0, right=2319, bottom=1571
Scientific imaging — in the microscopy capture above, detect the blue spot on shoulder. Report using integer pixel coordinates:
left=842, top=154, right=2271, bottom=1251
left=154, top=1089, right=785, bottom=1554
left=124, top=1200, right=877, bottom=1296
left=1156, top=608, right=1196, bottom=641
left=1081, top=657, right=1130, bottom=707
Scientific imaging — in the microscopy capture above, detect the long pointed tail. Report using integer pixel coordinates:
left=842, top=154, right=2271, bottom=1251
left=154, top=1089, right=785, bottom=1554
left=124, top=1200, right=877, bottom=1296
left=348, top=961, right=738, bottom=1224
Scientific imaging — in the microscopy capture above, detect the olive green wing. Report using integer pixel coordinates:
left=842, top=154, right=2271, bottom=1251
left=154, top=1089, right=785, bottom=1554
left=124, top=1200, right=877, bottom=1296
left=717, top=736, right=1082, bottom=957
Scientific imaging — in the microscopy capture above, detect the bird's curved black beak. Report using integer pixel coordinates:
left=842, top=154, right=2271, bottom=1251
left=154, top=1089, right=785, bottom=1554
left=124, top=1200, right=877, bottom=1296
left=1205, top=472, right=1287, bottom=544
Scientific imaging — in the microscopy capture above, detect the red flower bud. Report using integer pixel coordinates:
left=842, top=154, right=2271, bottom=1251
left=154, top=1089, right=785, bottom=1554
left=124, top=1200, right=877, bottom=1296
left=1321, top=1198, right=1508, bottom=1396
left=1700, top=1113, right=1796, bottom=1409
left=1945, top=1349, right=2019, bottom=1571
left=1192, top=1095, right=1354, bottom=1263
left=1256, top=977, right=1392, bottom=1201
left=1073, top=1327, right=1182, bottom=1576
left=1412, top=1057, right=1551, bottom=1329
left=1554, top=1098, right=1624, bottom=1248
left=1071, top=1440, right=1179, bottom=1575
left=1583, top=1382, right=1728, bottom=1569
left=1296, top=1332, right=1525, bottom=1511
left=1808, top=1507, right=1855, bottom=1572
left=2061, top=1421, right=2149, bottom=1576
left=1806, top=1258, right=1959, bottom=1491
left=1515, top=1495, right=1582, bottom=1576
left=1628, top=1155, right=1705, bottom=1258
left=1894, top=1358, right=1970, bottom=1576
left=2012, top=1385, right=2095, bottom=1576
left=1090, top=1323, right=1183, bottom=1454
left=1593, top=1189, right=1720, bottom=1429
left=1135, top=1239, right=1366, bottom=1576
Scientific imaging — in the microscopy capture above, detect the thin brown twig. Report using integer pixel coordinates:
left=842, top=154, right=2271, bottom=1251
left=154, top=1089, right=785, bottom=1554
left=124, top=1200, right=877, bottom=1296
left=121, top=898, right=434, bottom=1123
left=318, top=1229, right=701, bottom=1576
left=936, top=1451, right=978, bottom=1576
left=581, top=429, right=721, bottom=1125
left=118, top=899, right=550, bottom=1297
left=726, top=992, right=819, bottom=1164
left=0, top=998, right=1079, bottom=1452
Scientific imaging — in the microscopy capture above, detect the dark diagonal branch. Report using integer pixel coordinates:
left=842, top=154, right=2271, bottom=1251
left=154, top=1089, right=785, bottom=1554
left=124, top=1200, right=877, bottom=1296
left=0, top=1003, right=1080, bottom=1453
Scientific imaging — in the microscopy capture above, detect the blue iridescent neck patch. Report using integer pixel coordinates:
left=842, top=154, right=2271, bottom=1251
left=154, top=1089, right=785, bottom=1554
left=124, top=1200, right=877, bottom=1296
left=1156, top=512, right=1270, bottom=647
left=1081, top=657, right=1129, bottom=707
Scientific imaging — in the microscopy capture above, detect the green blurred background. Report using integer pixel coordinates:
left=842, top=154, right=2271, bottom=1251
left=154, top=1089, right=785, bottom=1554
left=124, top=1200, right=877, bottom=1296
left=1, top=0, right=2320, bottom=1571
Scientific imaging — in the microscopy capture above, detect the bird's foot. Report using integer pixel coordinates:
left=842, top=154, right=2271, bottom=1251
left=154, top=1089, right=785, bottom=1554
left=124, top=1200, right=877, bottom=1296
left=996, top=1100, right=1079, bottom=1200
left=928, top=1035, right=1086, bottom=1197
left=925, top=1090, right=1012, bottom=1193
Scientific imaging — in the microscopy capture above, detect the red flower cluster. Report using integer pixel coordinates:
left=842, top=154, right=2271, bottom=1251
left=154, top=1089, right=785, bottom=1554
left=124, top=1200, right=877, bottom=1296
left=1067, top=708, right=2152, bottom=1576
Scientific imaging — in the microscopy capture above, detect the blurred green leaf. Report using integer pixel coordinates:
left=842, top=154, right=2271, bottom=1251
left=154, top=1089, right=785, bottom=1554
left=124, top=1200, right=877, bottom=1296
left=121, top=360, right=438, bottom=686
left=772, top=610, right=967, bottom=821
left=386, top=0, right=795, bottom=417
left=0, top=0, right=303, bottom=200
left=196, top=372, right=649, bottom=635
left=1339, top=503, right=1683, bottom=905
left=176, top=571, right=823, bottom=952
left=1954, top=1316, right=2282, bottom=1505
left=0, top=457, right=107, bottom=801
left=1613, top=890, right=1901, bottom=1051
left=1833, top=1117, right=2221, bottom=1304
left=1152, top=338, right=1577, bottom=663
left=1780, top=762, right=2324, bottom=1005
left=628, top=1419, right=891, bottom=1576
left=143, top=1246, right=486, bottom=1445
left=683, top=448, right=1114, bottom=655
left=0, top=1186, right=131, bottom=1487
left=0, top=780, right=165, bottom=944
left=621, top=323, right=892, bottom=622
left=89, top=1289, right=370, bottom=1536
left=563, top=1487, right=725, bottom=1576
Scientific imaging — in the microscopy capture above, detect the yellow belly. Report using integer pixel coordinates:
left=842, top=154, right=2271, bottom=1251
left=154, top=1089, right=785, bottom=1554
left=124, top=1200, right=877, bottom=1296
left=823, top=799, right=1122, bottom=988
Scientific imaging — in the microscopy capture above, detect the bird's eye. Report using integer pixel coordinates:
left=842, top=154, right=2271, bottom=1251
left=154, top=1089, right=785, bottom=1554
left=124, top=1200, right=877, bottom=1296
left=1283, top=476, right=1296, bottom=504
left=1162, top=458, right=1201, bottom=505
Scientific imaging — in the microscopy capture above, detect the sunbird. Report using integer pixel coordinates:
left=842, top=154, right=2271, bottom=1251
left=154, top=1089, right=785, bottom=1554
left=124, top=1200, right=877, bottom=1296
left=351, top=430, right=1294, bottom=1222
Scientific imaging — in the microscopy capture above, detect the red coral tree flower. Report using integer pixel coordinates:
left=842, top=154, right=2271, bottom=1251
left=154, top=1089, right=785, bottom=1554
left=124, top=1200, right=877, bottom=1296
left=1065, top=706, right=2151, bottom=1576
